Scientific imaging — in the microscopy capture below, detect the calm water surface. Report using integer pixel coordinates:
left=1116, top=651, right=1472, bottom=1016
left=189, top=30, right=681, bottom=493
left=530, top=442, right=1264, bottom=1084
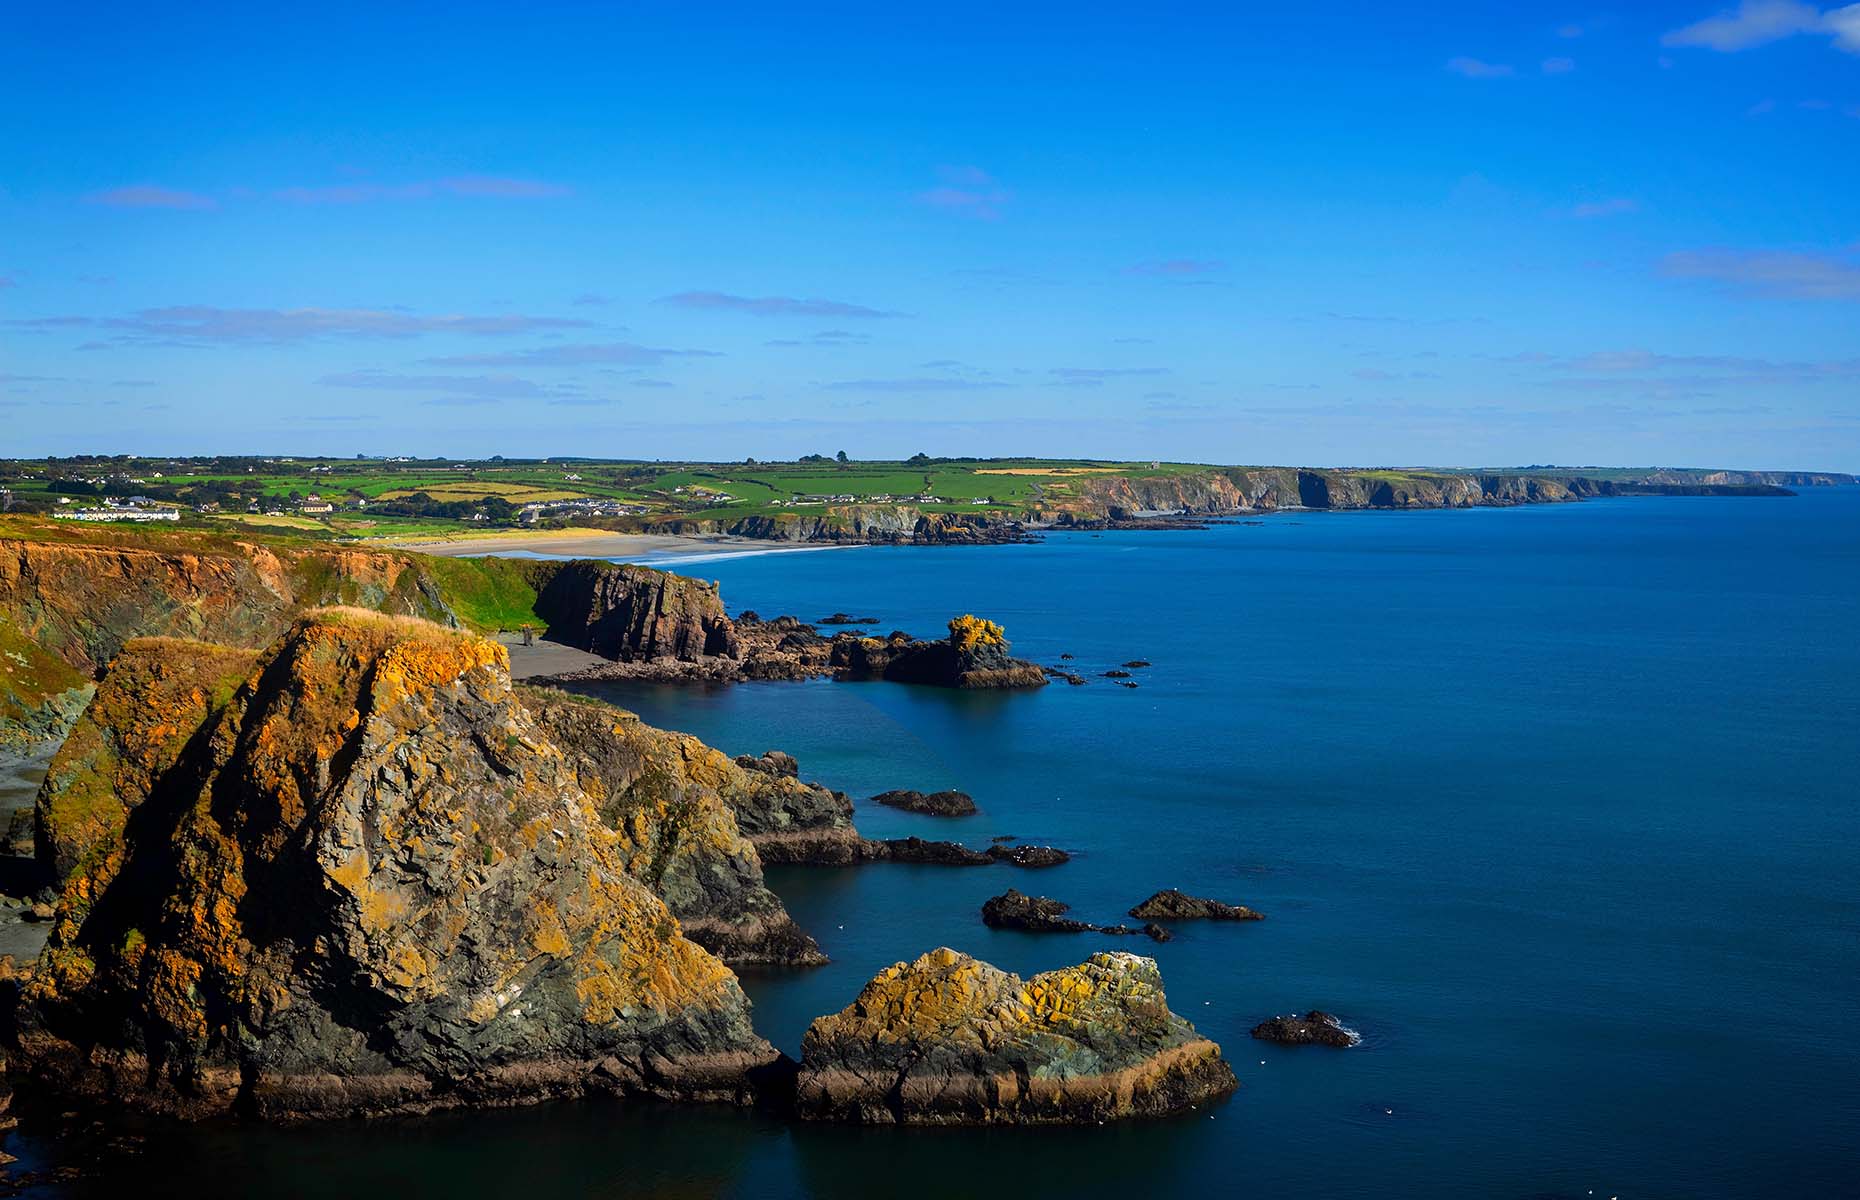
left=22, top=491, right=1859, bottom=1198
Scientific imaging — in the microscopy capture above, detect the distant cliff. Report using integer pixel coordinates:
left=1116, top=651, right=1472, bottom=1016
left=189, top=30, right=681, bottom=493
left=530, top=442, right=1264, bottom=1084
left=650, top=505, right=1029, bottom=545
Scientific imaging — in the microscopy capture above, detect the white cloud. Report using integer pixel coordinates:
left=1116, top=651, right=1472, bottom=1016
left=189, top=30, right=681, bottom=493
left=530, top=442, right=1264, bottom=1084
left=1446, top=56, right=1515, bottom=78
left=1663, top=1, right=1860, bottom=53
left=1662, top=247, right=1860, bottom=300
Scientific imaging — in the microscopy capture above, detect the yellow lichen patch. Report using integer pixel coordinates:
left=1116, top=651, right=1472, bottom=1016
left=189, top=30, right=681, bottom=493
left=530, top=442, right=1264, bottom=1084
left=947, top=615, right=1007, bottom=653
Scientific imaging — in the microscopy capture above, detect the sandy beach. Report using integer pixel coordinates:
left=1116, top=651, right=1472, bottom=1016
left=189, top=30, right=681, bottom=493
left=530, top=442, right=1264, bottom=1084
left=377, top=529, right=836, bottom=564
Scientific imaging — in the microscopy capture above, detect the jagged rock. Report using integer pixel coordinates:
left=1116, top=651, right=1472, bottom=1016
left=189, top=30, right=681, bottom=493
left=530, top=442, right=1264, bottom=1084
left=871, top=789, right=977, bottom=817
left=1121, top=660, right=1151, bottom=668
left=1128, top=889, right=1265, bottom=922
left=1250, top=1011, right=1360, bottom=1048
left=989, top=844, right=1069, bottom=868
left=514, top=690, right=826, bottom=968
left=796, top=947, right=1235, bottom=1124
left=830, top=617, right=1047, bottom=690
left=1042, top=666, right=1087, bottom=686
left=33, top=638, right=259, bottom=881
left=817, top=614, right=879, bottom=625
left=981, top=890, right=1170, bottom=942
left=527, top=559, right=739, bottom=663
left=734, top=750, right=799, bottom=778
left=1102, top=670, right=1132, bottom=679
left=12, top=609, right=778, bottom=1119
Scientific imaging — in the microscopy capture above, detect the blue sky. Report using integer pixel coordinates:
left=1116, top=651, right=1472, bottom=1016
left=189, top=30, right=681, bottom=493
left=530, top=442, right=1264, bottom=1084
left=3, top=1, right=1857, bottom=467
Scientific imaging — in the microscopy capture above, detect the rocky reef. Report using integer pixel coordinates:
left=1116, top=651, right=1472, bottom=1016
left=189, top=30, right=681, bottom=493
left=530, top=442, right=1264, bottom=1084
left=1250, top=1011, right=1360, bottom=1048
left=10, top=610, right=779, bottom=1119
left=828, top=616, right=1047, bottom=689
left=795, top=947, right=1235, bottom=1124
left=982, top=889, right=1170, bottom=942
left=871, top=789, right=977, bottom=817
left=1128, top=890, right=1264, bottom=922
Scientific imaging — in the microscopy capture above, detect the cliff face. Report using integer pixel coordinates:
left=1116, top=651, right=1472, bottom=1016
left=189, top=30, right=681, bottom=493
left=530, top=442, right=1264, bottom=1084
left=34, top=639, right=259, bottom=880
left=14, top=610, right=775, bottom=1119
left=796, top=947, right=1235, bottom=1124
left=653, top=506, right=1027, bottom=545
left=0, top=530, right=459, bottom=754
left=527, top=560, right=739, bottom=662
left=514, top=688, right=826, bottom=967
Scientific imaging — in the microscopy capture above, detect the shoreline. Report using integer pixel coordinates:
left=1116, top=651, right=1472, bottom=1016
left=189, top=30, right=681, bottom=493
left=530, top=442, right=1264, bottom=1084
left=378, top=529, right=861, bottom=564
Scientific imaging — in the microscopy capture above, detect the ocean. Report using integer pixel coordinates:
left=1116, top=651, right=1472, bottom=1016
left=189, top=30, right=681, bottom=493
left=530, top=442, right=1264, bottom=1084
left=22, top=489, right=1859, bottom=1198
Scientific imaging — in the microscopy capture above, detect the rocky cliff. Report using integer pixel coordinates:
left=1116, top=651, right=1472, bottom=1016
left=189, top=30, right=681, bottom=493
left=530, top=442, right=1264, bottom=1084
left=525, top=560, right=739, bottom=662
left=513, top=688, right=826, bottom=966
left=651, top=506, right=1030, bottom=546
left=796, top=947, right=1235, bottom=1124
left=12, top=610, right=776, bottom=1119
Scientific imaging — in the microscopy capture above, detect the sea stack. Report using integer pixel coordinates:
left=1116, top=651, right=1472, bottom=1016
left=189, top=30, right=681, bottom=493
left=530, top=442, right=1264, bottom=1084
left=796, top=947, right=1235, bottom=1124
left=12, top=609, right=778, bottom=1119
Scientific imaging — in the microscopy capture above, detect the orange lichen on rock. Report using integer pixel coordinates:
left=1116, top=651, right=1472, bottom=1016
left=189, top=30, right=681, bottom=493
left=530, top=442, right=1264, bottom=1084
left=798, top=948, right=1236, bottom=1125
left=14, top=609, right=774, bottom=1120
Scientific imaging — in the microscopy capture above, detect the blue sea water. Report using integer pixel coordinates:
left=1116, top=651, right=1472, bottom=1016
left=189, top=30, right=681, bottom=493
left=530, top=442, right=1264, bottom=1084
left=26, top=490, right=1860, bottom=1198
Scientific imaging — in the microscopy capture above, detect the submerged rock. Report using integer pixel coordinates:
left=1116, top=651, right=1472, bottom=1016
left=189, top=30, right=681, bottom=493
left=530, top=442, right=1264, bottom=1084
left=816, top=614, right=879, bottom=626
left=1250, top=1011, right=1360, bottom=1048
left=12, top=610, right=779, bottom=1120
left=860, top=838, right=1071, bottom=868
left=870, top=789, right=978, bottom=817
left=1128, top=889, right=1265, bottom=922
left=796, top=948, right=1235, bottom=1124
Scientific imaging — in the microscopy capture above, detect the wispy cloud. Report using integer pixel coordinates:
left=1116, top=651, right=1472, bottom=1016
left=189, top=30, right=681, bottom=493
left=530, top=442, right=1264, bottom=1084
left=916, top=165, right=1011, bottom=220
left=274, top=175, right=572, bottom=204
left=1662, top=1, right=1860, bottom=54
left=1542, top=56, right=1577, bottom=74
left=1446, top=56, right=1516, bottom=78
left=822, top=377, right=1009, bottom=392
left=419, top=342, right=717, bottom=367
left=571, top=292, right=612, bottom=306
left=0, top=274, right=14, bottom=289
left=5, top=305, right=593, bottom=345
left=658, top=291, right=900, bottom=318
left=85, top=185, right=217, bottom=210
left=1126, top=259, right=1225, bottom=276
left=1661, top=247, right=1860, bottom=300
left=317, top=369, right=561, bottom=400
left=1050, top=366, right=1170, bottom=387
left=766, top=329, right=872, bottom=347
left=1570, top=197, right=1640, bottom=219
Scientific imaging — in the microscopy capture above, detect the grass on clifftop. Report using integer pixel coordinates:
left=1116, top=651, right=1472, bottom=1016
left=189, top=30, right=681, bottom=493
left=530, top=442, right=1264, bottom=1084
left=419, top=556, right=544, bottom=634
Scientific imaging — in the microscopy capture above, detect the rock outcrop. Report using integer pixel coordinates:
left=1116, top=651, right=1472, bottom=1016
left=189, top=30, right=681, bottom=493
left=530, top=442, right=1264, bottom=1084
left=796, top=947, right=1234, bottom=1124
left=1128, top=889, right=1265, bottom=922
left=526, top=560, right=738, bottom=663
left=1250, top=1011, right=1360, bottom=1048
left=982, top=890, right=1170, bottom=942
left=511, top=690, right=825, bottom=967
left=11, top=610, right=777, bottom=1119
left=871, top=789, right=977, bottom=817
left=829, top=616, right=1047, bottom=690
left=33, top=639, right=258, bottom=881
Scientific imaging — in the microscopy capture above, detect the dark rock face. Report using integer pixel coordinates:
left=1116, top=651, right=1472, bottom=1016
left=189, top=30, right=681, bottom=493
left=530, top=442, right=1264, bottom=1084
left=527, top=560, right=739, bottom=663
left=1128, top=889, right=1265, bottom=922
left=817, top=614, right=879, bottom=626
left=871, top=789, right=978, bottom=817
left=1122, top=660, right=1151, bottom=668
left=1250, top=1011, right=1360, bottom=1048
left=829, top=616, right=1046, bottom=690
left=514, top=690, right=826, bottom=968
left=12, top=611, right=778, bottom=1120
left=735, top=750, right=798, bottom=778
left=861, top=839, right=1071, bottom=868
left=796, top=948, right=1236, bottom=1124
left=981, top=890, right=1171, bottom=942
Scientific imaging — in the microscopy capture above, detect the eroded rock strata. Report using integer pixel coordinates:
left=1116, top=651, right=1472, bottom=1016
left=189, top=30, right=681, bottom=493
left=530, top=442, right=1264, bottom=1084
left=796, top=947, right=1235, bottom=1124
left=509, top=689, right=825, bottom=967
left=1129, top=889, right=1265, bottom=922
left=12, top=610, right=778, bottom=1119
